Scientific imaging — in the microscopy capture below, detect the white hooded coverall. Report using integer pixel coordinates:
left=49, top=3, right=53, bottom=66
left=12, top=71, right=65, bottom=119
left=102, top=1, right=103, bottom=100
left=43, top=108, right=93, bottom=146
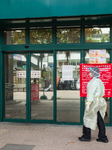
left=84, top=78, right=107, bottom=130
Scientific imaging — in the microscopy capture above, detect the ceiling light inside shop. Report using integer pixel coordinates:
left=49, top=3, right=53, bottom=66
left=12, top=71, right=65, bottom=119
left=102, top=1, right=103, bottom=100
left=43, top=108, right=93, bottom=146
left=16, top=30, right=21, bottom=32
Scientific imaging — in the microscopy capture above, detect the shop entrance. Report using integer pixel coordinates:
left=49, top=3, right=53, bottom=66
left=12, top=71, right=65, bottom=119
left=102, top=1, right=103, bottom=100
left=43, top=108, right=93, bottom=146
left=3, top=50, right=111, bottom=125
left=3, top=52, right=54, bottom=123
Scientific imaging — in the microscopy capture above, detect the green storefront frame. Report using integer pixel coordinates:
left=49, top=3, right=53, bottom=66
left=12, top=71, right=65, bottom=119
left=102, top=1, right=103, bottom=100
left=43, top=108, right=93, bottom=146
left=1, top=50, right=84, bottom=125
left=0, top=17, right=112, bottom=126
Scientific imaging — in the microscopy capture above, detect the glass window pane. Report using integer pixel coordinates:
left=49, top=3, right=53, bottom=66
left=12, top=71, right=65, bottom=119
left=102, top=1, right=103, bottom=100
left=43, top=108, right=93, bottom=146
left=57, top=51, right=80, bottom=122
left=57, top=26, right=81, bottom=44
left=4, top=28, right=26, bottom=45
left=85, top=27, right=110, bottom=43
left=31, top=53, right=53, bottom=120
left=85, top=16, right=111, bottom=21
left=57, top=18, right=81, bottom=21
left=3, top=20, right=25, bottom=24
left=85, top=50, right=110, bottom=64
left=84, top=50, right=110, bottom=124
left=11, top=20, right=25, bottom=23
left=30, top=19, right=52, bottom=23
left=30, top=27, right=52, bottom=44
left=4, top=54, right=26, bottom=119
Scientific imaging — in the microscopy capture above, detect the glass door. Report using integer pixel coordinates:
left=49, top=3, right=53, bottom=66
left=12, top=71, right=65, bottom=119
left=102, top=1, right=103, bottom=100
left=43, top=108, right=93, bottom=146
left=4, top=54, right=26, bottom=120
left=30, top=53, right=54, bottom=121
left=56, top=51, right=81, bottom=123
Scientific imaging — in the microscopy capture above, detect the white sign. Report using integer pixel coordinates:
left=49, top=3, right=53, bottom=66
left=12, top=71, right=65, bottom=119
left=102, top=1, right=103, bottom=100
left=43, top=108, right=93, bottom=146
left=16, top=71, right=26, bottom=78
left=31, top=71, right=41, bottom=78
left=89, top=49, right=106, bottom=64
left=62, top=65, right=73, bottom=81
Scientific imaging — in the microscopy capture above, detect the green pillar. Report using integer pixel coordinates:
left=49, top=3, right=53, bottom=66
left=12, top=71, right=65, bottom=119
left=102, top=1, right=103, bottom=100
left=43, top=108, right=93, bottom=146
left=0, top=27, right=2, bottom=122
left=80, top=19, right=85, bottom=124
left=26, top=20, right=30, bottom=45
left=26, top=24, right=30, bottom=122
left=26, top=53, right=30, bottom=122
left=52, top=22, right=57, bottom=123
left=80, top=97, right=85, bottom=124
left=53, top=50, right=57, bottom=123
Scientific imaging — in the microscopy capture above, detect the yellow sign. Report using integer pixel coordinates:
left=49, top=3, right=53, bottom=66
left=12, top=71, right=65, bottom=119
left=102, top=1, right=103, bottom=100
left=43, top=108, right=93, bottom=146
left=89, top=49, right=106, bottom=64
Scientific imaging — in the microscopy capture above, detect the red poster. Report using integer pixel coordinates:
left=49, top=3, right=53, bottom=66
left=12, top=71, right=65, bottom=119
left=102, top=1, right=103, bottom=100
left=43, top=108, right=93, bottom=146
left=31, top=84, right=39, bottom=101
left=80, top=64, right=112, bottom=97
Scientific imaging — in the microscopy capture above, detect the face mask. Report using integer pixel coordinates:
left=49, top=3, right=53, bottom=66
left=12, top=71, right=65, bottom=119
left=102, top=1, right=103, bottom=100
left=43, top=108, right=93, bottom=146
left=89, top=73, right=93, bottom=77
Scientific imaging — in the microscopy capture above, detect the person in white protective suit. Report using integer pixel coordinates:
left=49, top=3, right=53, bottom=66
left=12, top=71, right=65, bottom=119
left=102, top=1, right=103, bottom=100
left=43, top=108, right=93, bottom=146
left=79, top=67, right=108, bottom=143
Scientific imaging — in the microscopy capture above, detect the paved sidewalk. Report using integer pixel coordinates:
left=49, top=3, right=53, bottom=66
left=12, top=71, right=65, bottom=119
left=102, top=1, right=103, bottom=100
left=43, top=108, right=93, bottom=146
left=0, top=122, right=112, bottom=150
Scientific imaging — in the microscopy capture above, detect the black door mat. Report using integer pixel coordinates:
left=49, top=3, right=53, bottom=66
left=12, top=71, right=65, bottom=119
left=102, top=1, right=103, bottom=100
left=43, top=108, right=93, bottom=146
left=0, top=144, right=35, bottom=150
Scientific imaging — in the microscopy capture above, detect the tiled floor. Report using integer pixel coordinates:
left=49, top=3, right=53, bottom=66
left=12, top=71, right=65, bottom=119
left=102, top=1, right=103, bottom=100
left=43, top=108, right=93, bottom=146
left=0, top=122, right=111, bottom=150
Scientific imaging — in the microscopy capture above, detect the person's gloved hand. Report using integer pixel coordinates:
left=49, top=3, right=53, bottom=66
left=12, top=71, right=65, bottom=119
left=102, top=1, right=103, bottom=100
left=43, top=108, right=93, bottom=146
left=86, top=105, right=89, bottom=112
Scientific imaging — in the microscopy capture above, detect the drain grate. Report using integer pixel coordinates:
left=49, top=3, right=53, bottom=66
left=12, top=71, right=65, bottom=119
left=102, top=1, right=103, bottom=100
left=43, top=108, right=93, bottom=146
left=0, top=144, right=35, bottom=150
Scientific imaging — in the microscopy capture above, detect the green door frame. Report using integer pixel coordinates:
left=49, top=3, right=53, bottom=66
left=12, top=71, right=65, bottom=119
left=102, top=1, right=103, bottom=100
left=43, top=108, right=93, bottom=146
left=55, top=49, right=84, bottom=125
left=29, top=51, right=54, bottom=123
left=2, top=52, right=28, bottom=123
left=1, top=49, right=112, bottom=126
left=2, top=51, right=55, bottom=123
left=0, top=18, right=112, bottom=126
left=1, top=50, right=85, bottom=125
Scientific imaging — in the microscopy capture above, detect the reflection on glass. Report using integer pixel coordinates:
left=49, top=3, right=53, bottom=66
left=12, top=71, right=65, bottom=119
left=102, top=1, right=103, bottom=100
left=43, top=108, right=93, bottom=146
left=31, top=53, right=53, bottom=120
left=30, top=28, right=52, bottom=44
left=4, top=28, right=25, bottom=45
left=57, top=27, right=81, bottom=43
left=57, top=51, right=80, bottom=122
left=85, top=27, right=110, bottom=43
left=85, top=50, right=110, bottom=64
left=5, top=54, right=26, bottom=119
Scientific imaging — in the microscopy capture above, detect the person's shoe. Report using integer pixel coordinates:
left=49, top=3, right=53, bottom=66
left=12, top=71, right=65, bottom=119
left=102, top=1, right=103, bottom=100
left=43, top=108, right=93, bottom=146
left=49, top=84, right=51, bottom=88
left=45, top=85, right=52, bottom=92
left=79, top=136, right=91, bottom=142
left=96, top=138, right=108, bottom=143
left=44, top=87, right=49, bottom=92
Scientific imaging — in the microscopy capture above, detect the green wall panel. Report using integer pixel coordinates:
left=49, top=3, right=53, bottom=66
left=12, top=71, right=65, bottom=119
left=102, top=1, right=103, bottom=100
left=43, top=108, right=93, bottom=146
left=0, top=0, right=50, bottom=19
left=50, top=0, right=112, bottom=17
left=0, top=51, right=2, bottom=122
left=0, top=0, right=112, bottom=19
